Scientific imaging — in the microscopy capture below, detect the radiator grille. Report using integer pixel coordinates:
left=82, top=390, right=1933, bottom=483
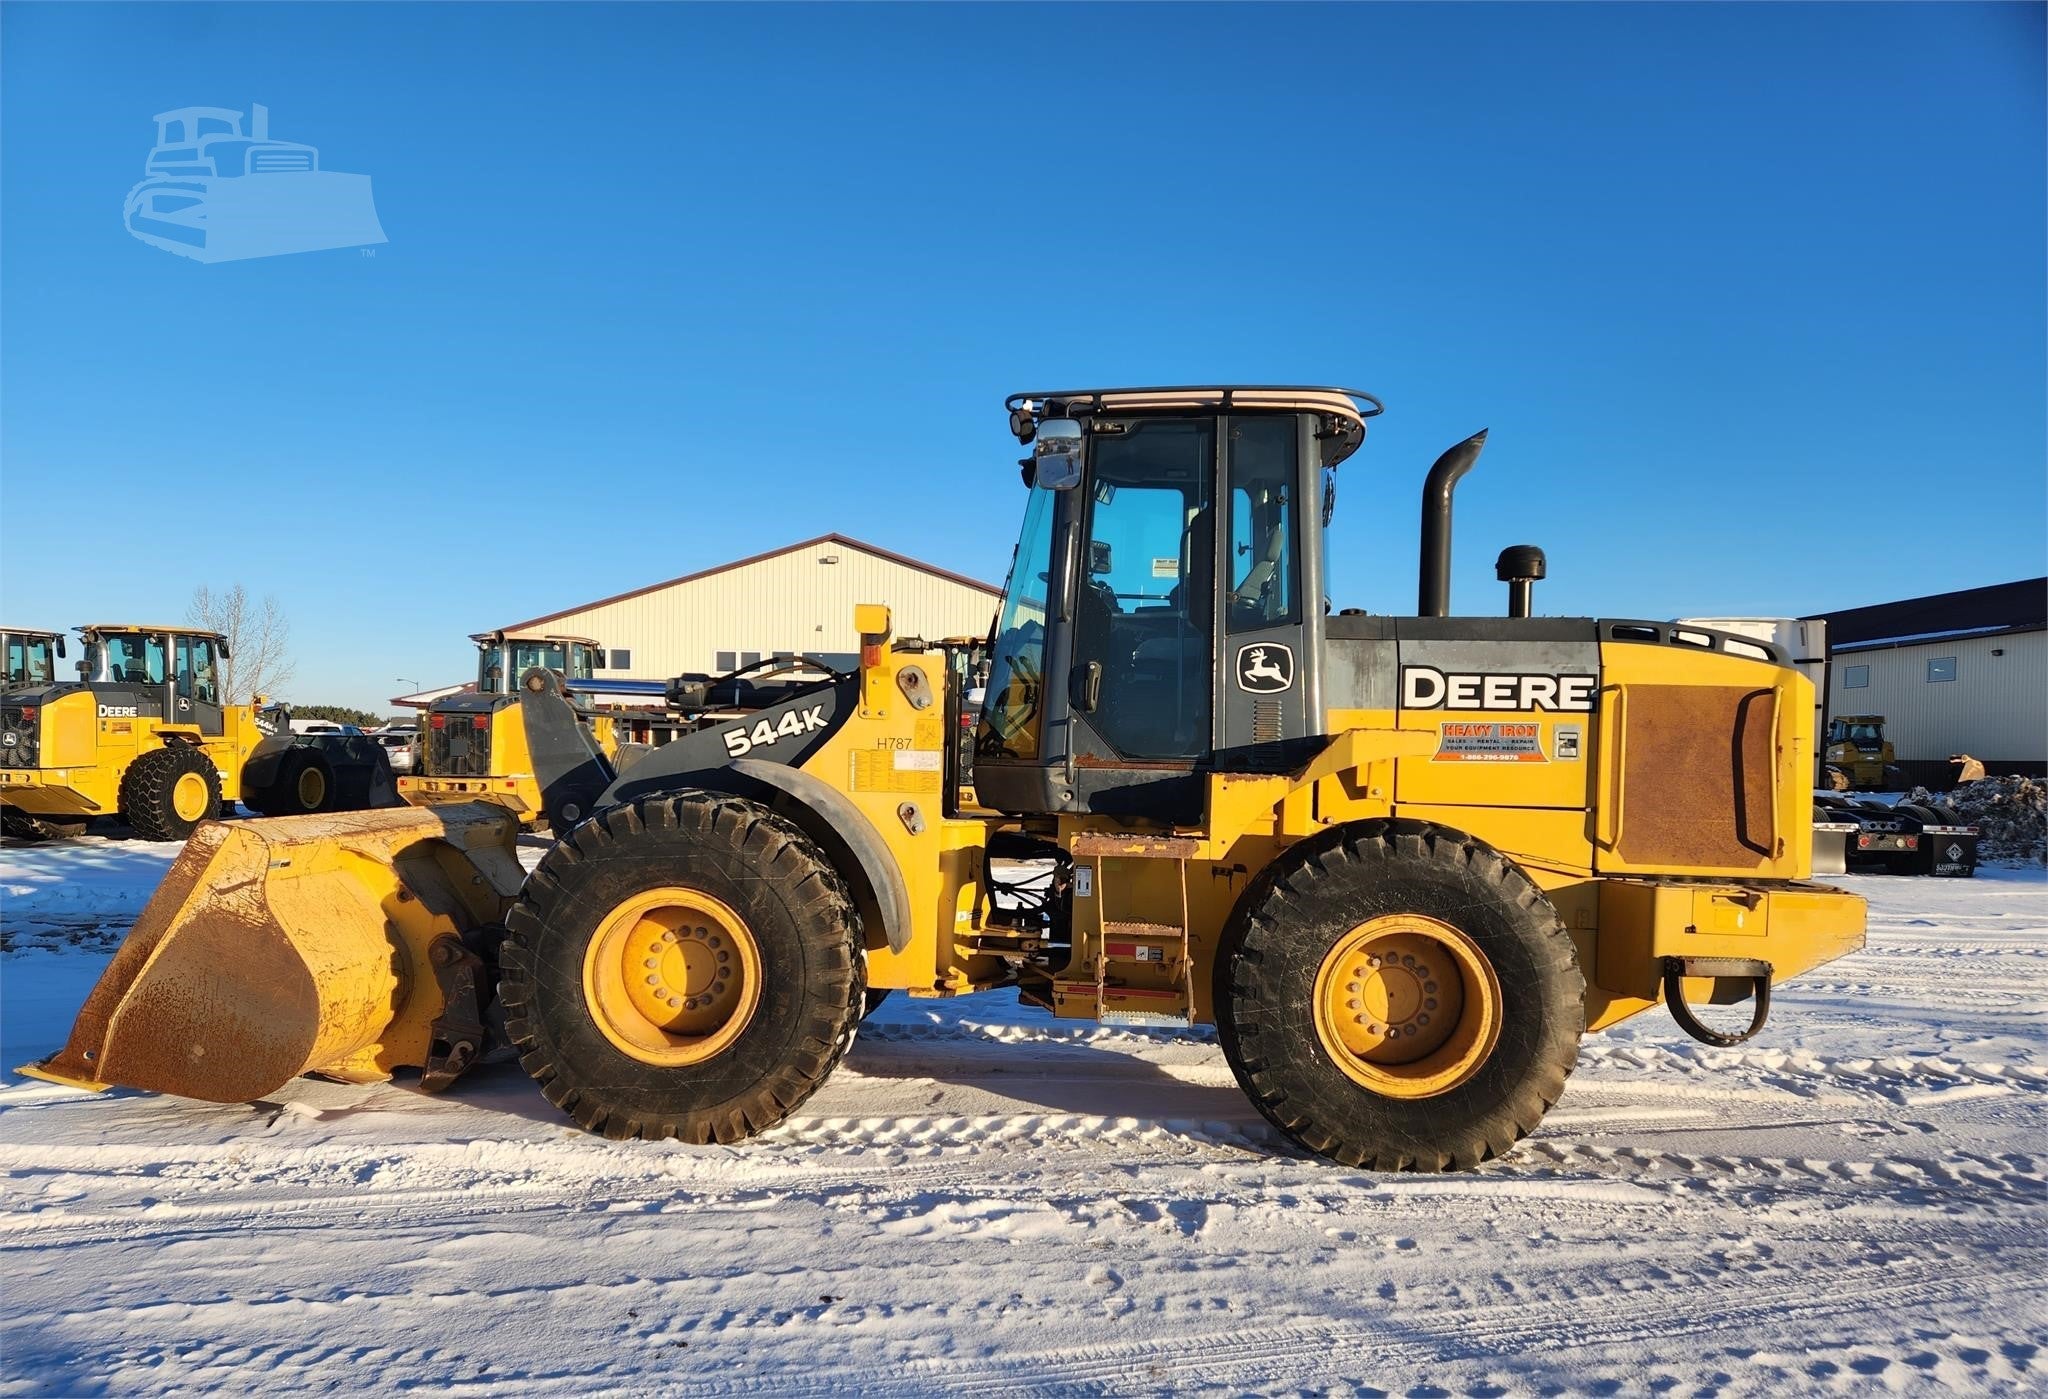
left=1617, top=684, right=1777, bottom=868
left=426, top=713, right=494, bottom=777
left=0, top=706, right=37, bottom=768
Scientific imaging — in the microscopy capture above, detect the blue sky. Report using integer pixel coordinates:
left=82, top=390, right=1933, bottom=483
left=3, top=3, right=2042, bottom=712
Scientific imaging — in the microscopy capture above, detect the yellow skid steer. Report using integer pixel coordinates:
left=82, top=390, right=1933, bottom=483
left=24, top=387, right=1868, bottom=1171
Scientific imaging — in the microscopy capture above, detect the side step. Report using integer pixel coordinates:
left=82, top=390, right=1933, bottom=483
left=1070, top=837, right=1196, bottom=1025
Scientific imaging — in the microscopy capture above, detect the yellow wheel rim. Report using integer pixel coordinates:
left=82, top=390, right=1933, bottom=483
left=296, top=765, right=327, bottom=809
left=1312, top=913, right=1503, bottom=1099
left=582, top=886, right=763, bottom=1066
left=171, top=770, right=210, bottom=822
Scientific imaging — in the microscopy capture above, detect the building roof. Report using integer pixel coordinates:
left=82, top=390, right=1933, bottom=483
left=1805, top=578, right=2046, bottom=652
left=497, top=533, right=1002, bottom=633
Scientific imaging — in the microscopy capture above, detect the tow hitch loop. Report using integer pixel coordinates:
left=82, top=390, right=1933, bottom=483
left=1661, top=956, right=1772, bottom=1048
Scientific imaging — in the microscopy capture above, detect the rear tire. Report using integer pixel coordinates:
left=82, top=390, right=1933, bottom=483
left=1, top=808, right=88, bottom=842
left=120, top=744, right=221, bottom=841
left=499, top=792, right=865, bottom=1143
left=1216, top=819, right=1585, bottom=1172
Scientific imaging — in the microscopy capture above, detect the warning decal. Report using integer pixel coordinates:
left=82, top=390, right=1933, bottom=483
left=1433, top=721, right=1547, bottom=763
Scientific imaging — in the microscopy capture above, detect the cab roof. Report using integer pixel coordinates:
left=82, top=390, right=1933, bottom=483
left=79, top=624, right=227, bottom=641
left=470, top=630, right=603, bottom=647
left=1005, top=385, right=1383, bottom=466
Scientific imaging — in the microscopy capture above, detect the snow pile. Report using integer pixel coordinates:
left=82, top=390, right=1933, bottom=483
left=1905, top=776, right=2048, bottom=865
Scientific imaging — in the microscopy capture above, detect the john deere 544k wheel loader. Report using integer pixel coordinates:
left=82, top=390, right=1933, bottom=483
left=23, top=388, right=1867, bottom=1171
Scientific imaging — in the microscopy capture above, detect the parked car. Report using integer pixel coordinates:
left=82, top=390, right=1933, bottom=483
left=371, top=731, right=416, bottom=773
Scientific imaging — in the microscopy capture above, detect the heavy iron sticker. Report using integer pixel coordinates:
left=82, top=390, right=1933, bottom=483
left=1432, top=721, right=1547, bottom=763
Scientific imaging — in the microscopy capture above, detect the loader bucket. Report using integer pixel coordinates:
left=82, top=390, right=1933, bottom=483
left=18, top=804, right=524, bottom=1104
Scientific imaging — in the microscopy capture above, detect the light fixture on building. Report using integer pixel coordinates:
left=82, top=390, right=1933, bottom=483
left=820, top=555, right=840, bottom=565
left=1992, top=648, right=2005, bottom=656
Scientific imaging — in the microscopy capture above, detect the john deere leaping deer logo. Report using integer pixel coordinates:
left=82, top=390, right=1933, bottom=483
left=123, top=104, right=387, bottom=264
left=1236, top=643, right=1294, bottom=694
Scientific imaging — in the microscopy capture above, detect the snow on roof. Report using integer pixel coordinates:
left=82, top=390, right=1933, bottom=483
left=1832, top=623, right=2025, bottom=653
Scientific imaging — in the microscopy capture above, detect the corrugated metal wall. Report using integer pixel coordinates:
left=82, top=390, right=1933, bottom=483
left=1828, top=629, right=2046, bottom=762
left=510, top=540, right=1001, bottom=681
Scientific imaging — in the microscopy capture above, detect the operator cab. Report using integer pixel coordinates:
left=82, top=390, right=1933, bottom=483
left=472, top=631, right=605, bottom=695
left=975, top=387, right=1380, bottom=823
left=1826, top=716, right=1885, bottom=752
left=2, top=630, right=66, bottom=689
left=75, top=625, right=231, bottom=733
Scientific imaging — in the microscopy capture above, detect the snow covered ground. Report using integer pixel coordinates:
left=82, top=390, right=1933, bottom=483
left=1, top=833, right=2043, bottom=1395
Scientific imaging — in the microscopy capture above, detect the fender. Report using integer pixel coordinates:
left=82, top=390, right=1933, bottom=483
left=601, top=753, right=913, bottom=955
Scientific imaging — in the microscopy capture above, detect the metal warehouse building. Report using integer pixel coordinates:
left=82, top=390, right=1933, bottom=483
left=495, top=533, right=1002, bottom=687
left=1806, top=577, right=2046, bottom=784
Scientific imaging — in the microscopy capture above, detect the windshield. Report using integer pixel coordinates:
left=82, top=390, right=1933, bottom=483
left=5, top=637, right=57, bottom=686
left=976, top=483, right=1057, bottom=759
left=103, top=632, right=167, bottom=685
left=566, top=644, right=598, bottom=681
left=480, top=640, right=579, bottom=692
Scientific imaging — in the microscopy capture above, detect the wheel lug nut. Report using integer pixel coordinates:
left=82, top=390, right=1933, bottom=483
left=1424, top=981, right=1438, bottom=994
left=1425, top=997, right=1438, bottom=1010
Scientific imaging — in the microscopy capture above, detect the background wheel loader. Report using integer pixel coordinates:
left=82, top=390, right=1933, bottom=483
left=0, top=624, right=396, bottom=841
left=1821, top=713, right=1908, bottom=791
left=398, top=630, right=623, bottom=826
left=24, top=387, right=1868, bottom=1172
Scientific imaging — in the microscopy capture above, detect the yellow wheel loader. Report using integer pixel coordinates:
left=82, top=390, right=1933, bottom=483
left=0, top=624, right=395, bottom=842
left=1821, top=713, right=1907, bottom=791
left=24, top=388, right=1868, bottom=1172
left=398, top=631, right=621, bottom=825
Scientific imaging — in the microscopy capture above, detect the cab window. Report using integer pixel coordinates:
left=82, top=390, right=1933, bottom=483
left=1226, top=416, right=1300, bottom=631
left=106, top=633, right=166, bottom=685
left=175, top=636, right=221, bottom=704
left=1073, top=416, right=1216, bottom=760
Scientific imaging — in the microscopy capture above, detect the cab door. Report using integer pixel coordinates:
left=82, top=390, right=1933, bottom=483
left=1065, top=414, right=1217, bottom=821
left=174, top=635, right=226, bottom=736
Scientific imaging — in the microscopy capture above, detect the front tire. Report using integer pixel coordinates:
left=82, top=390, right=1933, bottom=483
left=120, top=745, right=221, bottom=841
left=1216, top=819, right=1585, bottom=1172
left=499, top=792, right=865, bottom=1143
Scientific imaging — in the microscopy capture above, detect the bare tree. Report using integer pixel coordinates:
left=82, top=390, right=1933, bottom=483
left=187, top=584, right=295, bottom=703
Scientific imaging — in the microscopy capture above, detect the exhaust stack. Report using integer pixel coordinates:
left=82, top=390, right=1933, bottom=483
left=1417, top=429, right=1488, bottom=617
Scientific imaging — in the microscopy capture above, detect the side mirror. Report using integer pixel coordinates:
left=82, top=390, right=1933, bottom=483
left=55, top=638, right=66, bottom=659
left=1088, top=540, right=1112, bottom=575
left=1032, top=418, right=1085, bottom=490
